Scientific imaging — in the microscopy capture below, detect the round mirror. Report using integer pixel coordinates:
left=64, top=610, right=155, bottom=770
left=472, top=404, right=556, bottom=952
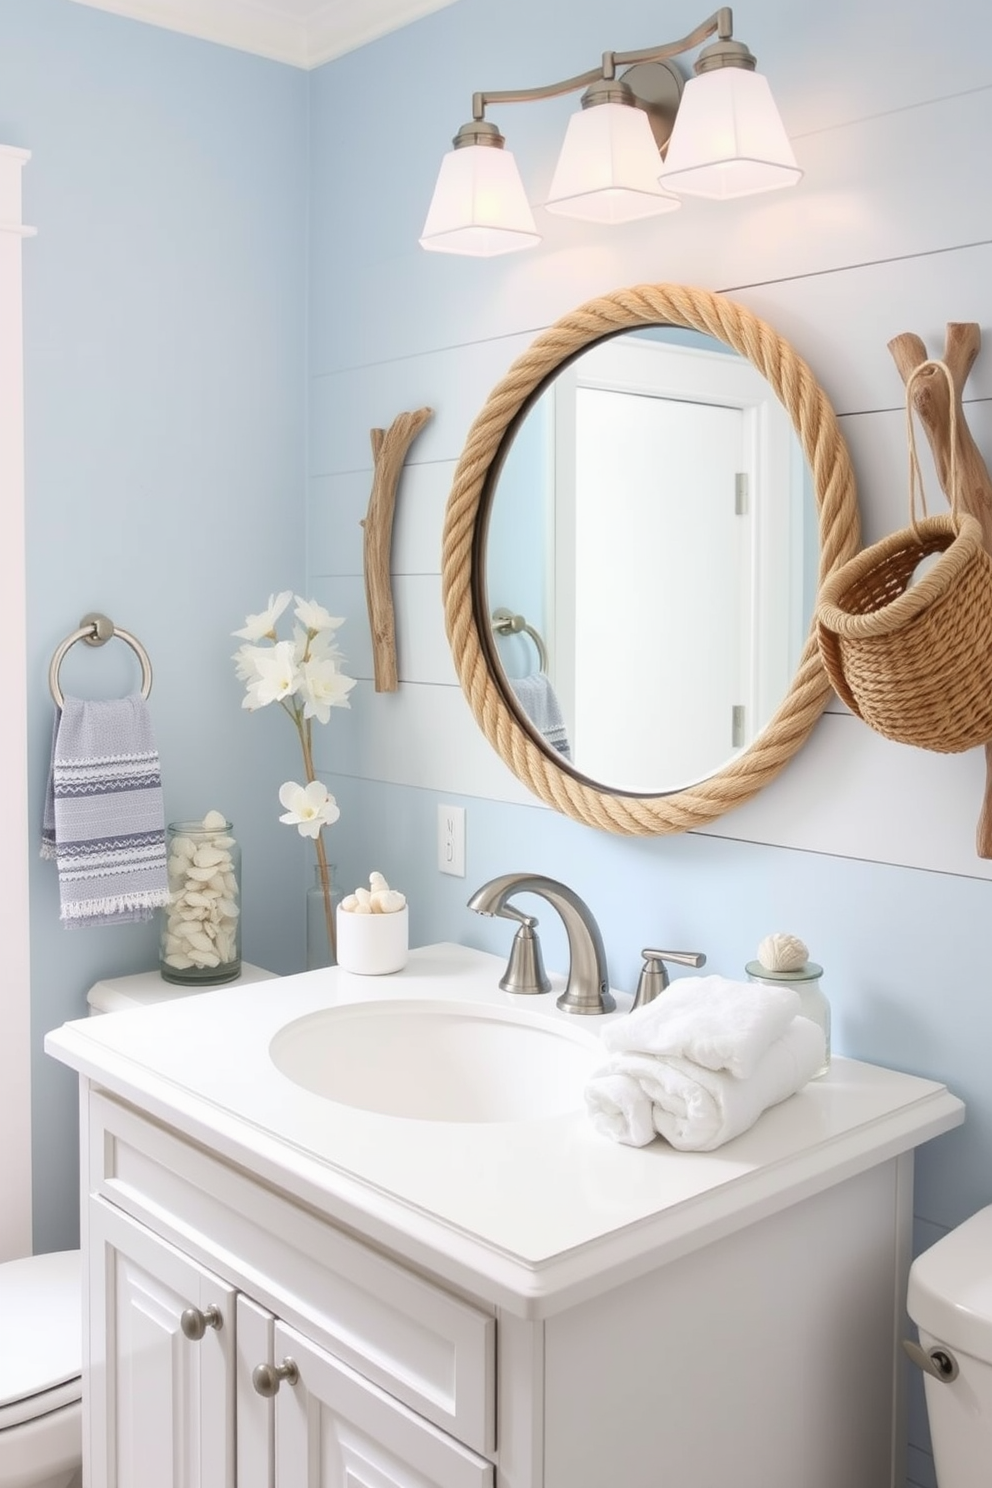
left=442, top=283, right=860, bottom=836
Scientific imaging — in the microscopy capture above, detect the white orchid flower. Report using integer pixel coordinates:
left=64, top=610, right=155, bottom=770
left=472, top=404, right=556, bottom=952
left=290, top=623, right=343, bottom=668
left=278, top=780, right=341, bottom=838
left=294, top=597, right=345, bottom=635
left=306, top=625, right=345, bottom=663
left=232, top=590, right=293, bottom=642
left=243, top=640, right=299, bottom=709
left=232, top=643, right=267, bottom=683
left=298, top=658, right=357, bottom=724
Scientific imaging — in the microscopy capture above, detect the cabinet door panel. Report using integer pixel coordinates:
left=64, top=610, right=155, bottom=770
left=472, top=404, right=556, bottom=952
left=272, top=1321, right=493, bottom=1488
left=238, top=1294, right=275, bottom=1488
left=89, top=1198, right=236, bottom=1488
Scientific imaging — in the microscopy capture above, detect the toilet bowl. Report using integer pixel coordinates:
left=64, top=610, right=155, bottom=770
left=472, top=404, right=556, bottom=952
left=906, top=1203, right=992, bottom=1488
left=0, top=1250, right=82, bottom=1488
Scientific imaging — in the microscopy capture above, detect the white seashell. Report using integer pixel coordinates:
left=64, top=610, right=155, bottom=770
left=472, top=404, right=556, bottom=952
left=757, top=932, right=809, bottom=973
left=193, top=846, right=225, bottom=868
left=340, top=894, right=359, bottom=912
left=354, top=886, right=372, bottom=907
left=170, top=837, right=195, bottom=860
left=164, top=953, right=194, bottom=970
left=372, top=889, right=406, bottom=914
left=353, top=901, right=373, bottom=914
left=369, top=871, right=389, bottom=893
left=201, top=810, right=227, bottom=831
left=217, top=899, right=239, bottom=919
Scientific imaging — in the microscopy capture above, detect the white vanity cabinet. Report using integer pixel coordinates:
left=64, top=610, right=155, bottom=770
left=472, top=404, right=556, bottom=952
left=47, top=946, right=966, bottom=1488
left=89, top=1191, right=491, bottom=1488
left=82, top=1091, right=495, bottom=1488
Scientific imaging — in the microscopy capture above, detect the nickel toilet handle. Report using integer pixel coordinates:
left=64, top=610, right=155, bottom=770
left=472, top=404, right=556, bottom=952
left=901, top=1338, right=959, bottom=1382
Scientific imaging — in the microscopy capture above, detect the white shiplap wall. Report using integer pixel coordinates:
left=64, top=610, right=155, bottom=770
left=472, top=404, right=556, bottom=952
left=309, top=237, right=992, bottom=880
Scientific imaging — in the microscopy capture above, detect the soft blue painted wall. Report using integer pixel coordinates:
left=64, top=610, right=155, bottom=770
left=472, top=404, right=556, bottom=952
left=1, top=0, right=309, bottom=1251
left=304, top=4, right=992, bottom=1484
left=7, top=0, right=989, bottom=1481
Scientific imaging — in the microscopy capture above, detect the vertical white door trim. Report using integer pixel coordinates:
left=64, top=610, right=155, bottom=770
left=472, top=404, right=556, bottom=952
left=0, top=143, right=35, bottom=1262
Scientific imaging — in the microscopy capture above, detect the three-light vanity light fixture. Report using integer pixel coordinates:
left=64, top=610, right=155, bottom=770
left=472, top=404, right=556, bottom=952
left=420, top=5, right=801, bottom=257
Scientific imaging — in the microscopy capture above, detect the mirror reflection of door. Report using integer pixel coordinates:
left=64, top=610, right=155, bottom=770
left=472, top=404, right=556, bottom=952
left=563, top=384, right=746, bottom=789
left=486, top=327, right=811, bottom=796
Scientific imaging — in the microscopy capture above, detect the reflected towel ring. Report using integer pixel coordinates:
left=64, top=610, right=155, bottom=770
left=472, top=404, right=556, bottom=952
left=491, top=607, right=549, bottom=673
left=48, top=612, right=153, bottom=708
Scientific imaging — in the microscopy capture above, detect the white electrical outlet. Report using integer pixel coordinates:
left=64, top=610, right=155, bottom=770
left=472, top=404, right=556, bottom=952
left=437, top=804, right=466, bottom=877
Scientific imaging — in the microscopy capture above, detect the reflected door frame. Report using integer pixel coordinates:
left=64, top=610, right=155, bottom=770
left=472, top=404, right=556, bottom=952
left=552, top=334, right=801, bottom=789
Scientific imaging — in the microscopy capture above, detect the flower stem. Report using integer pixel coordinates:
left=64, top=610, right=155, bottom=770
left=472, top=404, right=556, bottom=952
left=294, top=706, right=335, bottom=960
left=313, top=829, right=336, bottom=961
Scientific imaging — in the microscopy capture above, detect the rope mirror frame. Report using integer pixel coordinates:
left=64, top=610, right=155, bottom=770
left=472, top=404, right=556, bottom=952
left=441, top=282, right=861, bottom=836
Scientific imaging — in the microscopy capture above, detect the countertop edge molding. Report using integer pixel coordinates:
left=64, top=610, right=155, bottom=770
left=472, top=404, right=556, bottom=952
left=59, top=1064, right=962, bottom=1321
left=46, top=967, right=964, bottom=1320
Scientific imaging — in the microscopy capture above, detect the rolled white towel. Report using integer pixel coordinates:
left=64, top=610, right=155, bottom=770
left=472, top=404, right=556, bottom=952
left=588, top=1015, right=826, bottom=1151
left=583, top=1069, right=657, bottom=1148
left=600, top=974, right=801, bottom=1081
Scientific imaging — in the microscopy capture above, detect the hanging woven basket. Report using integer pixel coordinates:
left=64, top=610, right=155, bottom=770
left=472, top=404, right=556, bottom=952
left=816, top=361, right=992, bottom=754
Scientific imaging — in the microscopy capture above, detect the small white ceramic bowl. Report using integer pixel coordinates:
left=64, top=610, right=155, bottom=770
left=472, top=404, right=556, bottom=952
left=336, top=904, right=409, bottom=975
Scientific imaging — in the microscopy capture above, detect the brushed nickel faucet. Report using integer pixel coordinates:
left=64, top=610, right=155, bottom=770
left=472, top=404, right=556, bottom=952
left=468, top=873, right=615, bottom=1014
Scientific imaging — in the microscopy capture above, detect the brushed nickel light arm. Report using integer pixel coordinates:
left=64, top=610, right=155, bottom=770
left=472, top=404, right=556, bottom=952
left=466, top=8, right=740, bottom=124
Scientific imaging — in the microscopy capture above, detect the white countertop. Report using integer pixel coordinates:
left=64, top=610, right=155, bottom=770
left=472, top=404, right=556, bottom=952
left=46, top=943, right=964, bottom=1314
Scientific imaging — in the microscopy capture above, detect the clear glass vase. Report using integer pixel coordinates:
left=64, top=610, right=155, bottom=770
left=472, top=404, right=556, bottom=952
left=306, top=861, right=338, bottom=970
left=160, top=818, right=241, bottom=985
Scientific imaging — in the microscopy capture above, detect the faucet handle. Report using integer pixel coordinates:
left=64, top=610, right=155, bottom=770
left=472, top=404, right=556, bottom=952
left=498, top=919, right=552, bottom=996
left=632, top=948, right=707, bottom=1010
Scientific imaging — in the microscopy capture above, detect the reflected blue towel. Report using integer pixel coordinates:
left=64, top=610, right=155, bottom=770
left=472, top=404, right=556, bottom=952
left=41, top=694, right=170, bottom=925
left=508, top=672, right=572, bottom=759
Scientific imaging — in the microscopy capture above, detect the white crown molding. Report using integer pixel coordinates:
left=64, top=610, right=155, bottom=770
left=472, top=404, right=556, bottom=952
left=305, top=0, right=459, bottom=67
left=69, top=0, right=461, bottom=69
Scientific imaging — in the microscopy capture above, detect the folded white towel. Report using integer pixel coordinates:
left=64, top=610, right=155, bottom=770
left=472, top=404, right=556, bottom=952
left=583, top=1069, right=657, bottom=1148
left=586, top=1016, right=826, bottom=1151
left=600, top=974, right=801, bottom=1081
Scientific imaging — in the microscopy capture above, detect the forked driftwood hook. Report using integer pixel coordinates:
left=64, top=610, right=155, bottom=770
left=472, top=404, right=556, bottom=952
left=887, top=324, right=992, bottom=856
left=362, top=406, right=433, bottom=692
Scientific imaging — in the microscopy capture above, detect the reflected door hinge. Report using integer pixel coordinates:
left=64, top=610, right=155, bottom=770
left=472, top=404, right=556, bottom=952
left=735, top=473, right=748, bottom=515
left=732, top=705, right=746, bottom=748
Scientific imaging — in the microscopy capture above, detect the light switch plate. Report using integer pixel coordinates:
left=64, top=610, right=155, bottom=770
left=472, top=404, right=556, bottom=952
left=437, top=804, right=466, bottom=877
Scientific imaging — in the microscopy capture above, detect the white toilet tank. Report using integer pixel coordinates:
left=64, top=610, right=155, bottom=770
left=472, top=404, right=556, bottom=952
left=906, top=1203, right=992, bottom=1488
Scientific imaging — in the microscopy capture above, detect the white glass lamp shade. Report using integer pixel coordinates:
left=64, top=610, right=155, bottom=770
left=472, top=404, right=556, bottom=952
left=659, top=68, right=803, bottom=199
left=545, top=102, right=681, bottom=223
left=420, top=144, right=541, bottom=256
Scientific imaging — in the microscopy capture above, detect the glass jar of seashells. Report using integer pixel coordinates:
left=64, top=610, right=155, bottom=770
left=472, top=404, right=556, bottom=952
left=160, top=811, right=241, bottom=985
left=746, top=932, right=830, bottom=1078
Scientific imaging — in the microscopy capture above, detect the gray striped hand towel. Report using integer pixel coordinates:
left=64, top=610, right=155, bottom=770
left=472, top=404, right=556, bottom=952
left=41, top=694, right=170, bottom=925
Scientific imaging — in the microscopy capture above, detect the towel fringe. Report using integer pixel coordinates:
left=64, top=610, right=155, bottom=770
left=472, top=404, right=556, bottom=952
left=60, top=889, right=170, bottom=924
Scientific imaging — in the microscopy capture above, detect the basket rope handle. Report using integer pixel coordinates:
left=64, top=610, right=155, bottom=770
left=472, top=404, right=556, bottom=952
left=907, top=359, right=959, bottom=530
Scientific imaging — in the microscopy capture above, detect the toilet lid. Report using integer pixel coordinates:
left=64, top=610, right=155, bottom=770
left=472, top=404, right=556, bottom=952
left=0, top=1251, right=81, bottom=1414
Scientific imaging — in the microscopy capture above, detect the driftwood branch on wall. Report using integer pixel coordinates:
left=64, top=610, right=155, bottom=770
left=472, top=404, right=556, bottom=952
left=362, top=406, right=433, bottom=692
left=888, top=323, right=992, bottom=856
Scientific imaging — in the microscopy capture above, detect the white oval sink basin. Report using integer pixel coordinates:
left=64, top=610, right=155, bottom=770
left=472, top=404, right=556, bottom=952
left=269, top=999, right=601, bottom=1123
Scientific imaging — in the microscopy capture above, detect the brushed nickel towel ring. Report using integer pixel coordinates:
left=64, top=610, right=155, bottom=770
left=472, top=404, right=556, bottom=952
left=48, top=612, right=153, bottom=708
left=491, top=607, right=548, bottom=673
